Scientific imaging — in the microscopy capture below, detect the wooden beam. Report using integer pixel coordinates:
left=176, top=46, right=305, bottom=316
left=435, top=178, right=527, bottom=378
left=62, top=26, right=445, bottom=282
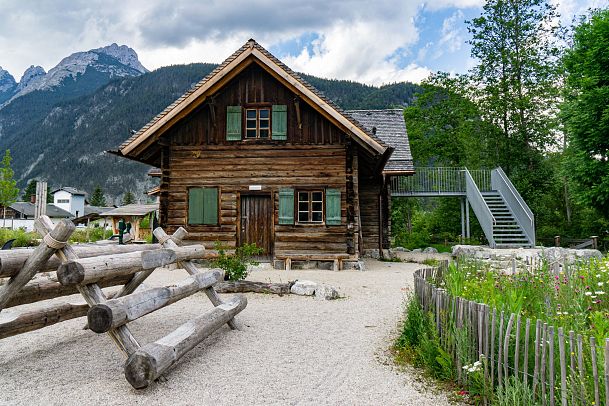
left=34, top=216, right=140, bottom=357
left=88, top=270, right=223, bottom=333
left=0, top=301, right=89, bottom=339
left=0, top=219, right=74, bottom=311
left=153, top=227, right=238, bottom=330
left=56, top=245, right=205, bottom=286
left=0, top=244, right=161, bottom=278
left=124, top=295, right=247, bottom=389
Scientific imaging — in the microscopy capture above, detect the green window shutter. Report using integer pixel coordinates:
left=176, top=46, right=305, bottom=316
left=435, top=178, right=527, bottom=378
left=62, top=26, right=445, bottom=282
left=226, top=106, right=242, bottom=141
left=202, top=187, right=219, bottom=225
left=326, top=188, right=341, bottom=225
left=278, top=188, right=294, bottom=224
left=188, top=188, right=204, bottom=225
left=272, top=104, right=287, bottom=140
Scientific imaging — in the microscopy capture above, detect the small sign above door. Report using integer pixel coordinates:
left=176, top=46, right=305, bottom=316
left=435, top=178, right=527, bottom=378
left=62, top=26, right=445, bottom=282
left=249, top=185, right=262, bottom=191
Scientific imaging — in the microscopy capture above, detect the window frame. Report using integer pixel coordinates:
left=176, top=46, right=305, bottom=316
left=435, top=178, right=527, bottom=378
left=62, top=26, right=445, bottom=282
left=244, top=105, right=272, bottom=139
left=187, top=186, right=220, bottom=226
left=295, top=190, right=325, bottom=225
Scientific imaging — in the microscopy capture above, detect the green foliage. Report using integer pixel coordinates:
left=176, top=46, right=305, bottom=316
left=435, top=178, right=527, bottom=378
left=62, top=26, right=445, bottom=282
left=562, top=9, right=609, bottom=217
left=395, top=296, right=454, bottom=380
left=212, top=242, right=263, bottom=281
left=20, top=180, right=52, bottom=203
left=90, top=185, right=106, bottom=207
left=0, top=228, right=38, bottom=247
left=69, top=227, right=108, bottom=244
left=494, top=377, right=536, bottom=405
left=0, top=150, right=19, bottom=218
left=122, top=191, right=135, bottom=205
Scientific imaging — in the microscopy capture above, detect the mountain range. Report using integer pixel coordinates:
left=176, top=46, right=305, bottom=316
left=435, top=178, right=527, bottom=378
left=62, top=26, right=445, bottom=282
left=0, top=44, right=419, bottom=203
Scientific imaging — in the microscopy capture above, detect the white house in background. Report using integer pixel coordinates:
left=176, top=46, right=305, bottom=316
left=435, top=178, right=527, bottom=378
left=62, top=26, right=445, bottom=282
left=52, top=187, right=87, bottom=218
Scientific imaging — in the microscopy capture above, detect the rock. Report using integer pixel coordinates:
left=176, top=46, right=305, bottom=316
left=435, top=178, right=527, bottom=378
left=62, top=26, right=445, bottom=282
left=290, top=280, right=317, bottom=296
left=393, top=246, right=408, bottom=252
left=362, top=249, right=380, bottom=259
left=342, top=260, right=365, bottom=271
left=315, top=284, right=340, bottom=300
left=412, top=248, right=422, bottom=253
left=423, top=247, right=438, bottom=253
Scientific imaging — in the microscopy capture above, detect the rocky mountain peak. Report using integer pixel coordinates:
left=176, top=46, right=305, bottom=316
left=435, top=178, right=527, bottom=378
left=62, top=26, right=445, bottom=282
left=0, top=67, right=17, bottom=93
left=16, top=65, right=46, bottom=91
left=93, top=43, right=148, bottom=74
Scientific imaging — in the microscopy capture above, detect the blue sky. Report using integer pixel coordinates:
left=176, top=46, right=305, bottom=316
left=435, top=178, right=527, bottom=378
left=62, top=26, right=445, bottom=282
left=0, top=0, right=607, bottom=85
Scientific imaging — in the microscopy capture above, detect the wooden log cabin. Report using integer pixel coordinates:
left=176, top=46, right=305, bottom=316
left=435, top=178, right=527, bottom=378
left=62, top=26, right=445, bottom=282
left=115, top=39, right=414, bottom=267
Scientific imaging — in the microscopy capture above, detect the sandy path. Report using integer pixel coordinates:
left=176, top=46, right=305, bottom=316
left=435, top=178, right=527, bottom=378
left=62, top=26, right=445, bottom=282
left=0, top=259, right=452, bottom=405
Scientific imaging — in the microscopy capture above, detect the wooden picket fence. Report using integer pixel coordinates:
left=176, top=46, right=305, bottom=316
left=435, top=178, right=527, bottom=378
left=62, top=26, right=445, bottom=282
left=415, top=261, right=609, bottom=405
left=0, top=216, right=246, bottom=389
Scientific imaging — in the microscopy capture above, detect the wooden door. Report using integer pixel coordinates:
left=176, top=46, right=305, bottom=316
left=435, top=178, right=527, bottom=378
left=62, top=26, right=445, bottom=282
left=240, top=194, right=273, bottom=256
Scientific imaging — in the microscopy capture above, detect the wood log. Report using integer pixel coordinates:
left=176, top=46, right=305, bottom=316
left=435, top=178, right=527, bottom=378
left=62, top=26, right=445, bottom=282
left=214, top=280, right=295, bottom=295
left=88, top=270, right=223, bottom=333
left=0, top=244, right=161, bottom=278
left=5, top=274, right=132, bottom=308
left=0, top=219, right=74, bottom=311
left=153, top=227, right=237, bottom=330
left=112, top=228, right=189, bottom=299
left=35, top=216, right=140, bottom=357
left=124, top=294, right=247, bottom=389
left=56, top=245, right=205, bottom=286
left=0, top=301, right=89, bottom=339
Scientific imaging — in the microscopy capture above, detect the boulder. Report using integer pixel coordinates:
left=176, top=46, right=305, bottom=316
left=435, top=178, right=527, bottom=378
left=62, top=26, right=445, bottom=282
left=315, top=284, right=340, bottom=300
left=412, top=248, right=422, bottom=253
left=290, top=280, right=317, bottom=296
left=423, top=247, right=439, bottom=253
left=393, top=246, right=409, bottom=252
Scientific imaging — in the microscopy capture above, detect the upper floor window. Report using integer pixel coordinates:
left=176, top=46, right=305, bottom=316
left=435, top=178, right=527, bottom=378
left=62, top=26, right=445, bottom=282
left=57, top=199, right=69, bottom=204
left=246, top=108, right=270, bottom=138
left=226, top=104, right=287, bottom=141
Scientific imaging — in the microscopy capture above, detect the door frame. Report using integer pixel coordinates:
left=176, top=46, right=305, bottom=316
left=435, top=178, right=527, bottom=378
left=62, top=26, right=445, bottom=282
left=237, top=191, right=274, bottom=256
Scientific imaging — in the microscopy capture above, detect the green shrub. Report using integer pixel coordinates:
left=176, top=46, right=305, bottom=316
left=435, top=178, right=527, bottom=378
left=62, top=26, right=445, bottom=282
left=0, top=228, right=38, bottom=247
left=212, top=242, right=263, bottom=281
left=494, top=377, right=536, bottom=405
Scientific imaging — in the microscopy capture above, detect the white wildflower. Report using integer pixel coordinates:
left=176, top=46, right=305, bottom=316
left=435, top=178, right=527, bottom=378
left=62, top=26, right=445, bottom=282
left=596, top=291, right=605, bottom=295
left=586, top=292, right=593, bottom=296
left=599, top=282, right=605, bottom=287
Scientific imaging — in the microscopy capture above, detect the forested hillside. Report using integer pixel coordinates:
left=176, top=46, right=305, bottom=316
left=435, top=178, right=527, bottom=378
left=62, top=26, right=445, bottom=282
left=0, top=62, right=418, bottom=202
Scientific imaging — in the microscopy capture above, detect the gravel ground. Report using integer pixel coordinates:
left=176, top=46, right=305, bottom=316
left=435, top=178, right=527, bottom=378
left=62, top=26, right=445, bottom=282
left=0, top=259, right=453, bottom=406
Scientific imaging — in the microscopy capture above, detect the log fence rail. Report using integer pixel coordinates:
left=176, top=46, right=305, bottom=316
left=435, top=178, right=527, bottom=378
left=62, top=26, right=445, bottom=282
left=0, top=216, right=246, bottom=389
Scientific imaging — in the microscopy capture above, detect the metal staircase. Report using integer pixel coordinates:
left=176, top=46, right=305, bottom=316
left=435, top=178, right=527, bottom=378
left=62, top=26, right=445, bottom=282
left=482, top=192, right=531, bottom=248
left=390, top=167, right=535, bottom=248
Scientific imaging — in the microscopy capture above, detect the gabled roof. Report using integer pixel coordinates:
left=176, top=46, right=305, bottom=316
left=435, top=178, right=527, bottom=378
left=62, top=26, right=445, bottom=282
left=52, top=187, right=87, bottom=196
left=101, top=204, right=158, bottom=217
left=346, top=109, right=414, bottom=174
left=10, top=202, right=74, bottom=218
left=118, top=39, right=387, bottom=157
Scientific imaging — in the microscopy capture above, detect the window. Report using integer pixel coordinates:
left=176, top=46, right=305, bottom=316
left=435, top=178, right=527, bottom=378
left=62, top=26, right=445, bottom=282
left=188, top=187, right=219, bottom=225
left=245, top=108, right=270, bottom=138
left=57, top=199, right=69, bottom=204
left=297, top=191, right=324, bottom=223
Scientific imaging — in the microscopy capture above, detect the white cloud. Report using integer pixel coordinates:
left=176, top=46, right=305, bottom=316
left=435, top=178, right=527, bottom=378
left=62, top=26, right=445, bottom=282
left=0, top=0, right=490, bottom=85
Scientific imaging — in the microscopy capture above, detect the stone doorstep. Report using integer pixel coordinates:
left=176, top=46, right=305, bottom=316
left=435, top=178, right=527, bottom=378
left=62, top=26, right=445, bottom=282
left=272, top=259, right=364, bottom=271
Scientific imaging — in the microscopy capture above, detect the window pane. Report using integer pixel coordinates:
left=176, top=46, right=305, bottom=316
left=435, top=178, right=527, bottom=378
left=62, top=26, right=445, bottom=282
left=259, top=119, right=269, bottom=129
left=299, top=202, right=308, bottom=211
left=246, top=110, right=257, bottom=119
left=259, top=129, right=269, bottom=138
left=259, top=109, right=269, bottom=118
left=246, top=119, right=256, bottom=129
left=312, top=192, right=323, bottom=201
left=298, top=192, right=309, bottom=202
left=298, top=212, right=309, bottom=222
left=312, top=212, right=322, bottom=222
left=312, top=202, right=322, bottom=212
left=246, top=129, right=257, bottom=138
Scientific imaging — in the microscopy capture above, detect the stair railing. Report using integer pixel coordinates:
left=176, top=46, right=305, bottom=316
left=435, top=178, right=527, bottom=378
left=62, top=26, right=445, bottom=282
left=491, top=167, right=535, bottom=246
left=464, top=168, right=496, bottom=248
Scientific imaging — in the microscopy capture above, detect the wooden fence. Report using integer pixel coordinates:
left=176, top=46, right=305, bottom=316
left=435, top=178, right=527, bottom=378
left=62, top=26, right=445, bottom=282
left=0, top=216, right=246, bottom=389
left=415, top=261, right=609, bottom=405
